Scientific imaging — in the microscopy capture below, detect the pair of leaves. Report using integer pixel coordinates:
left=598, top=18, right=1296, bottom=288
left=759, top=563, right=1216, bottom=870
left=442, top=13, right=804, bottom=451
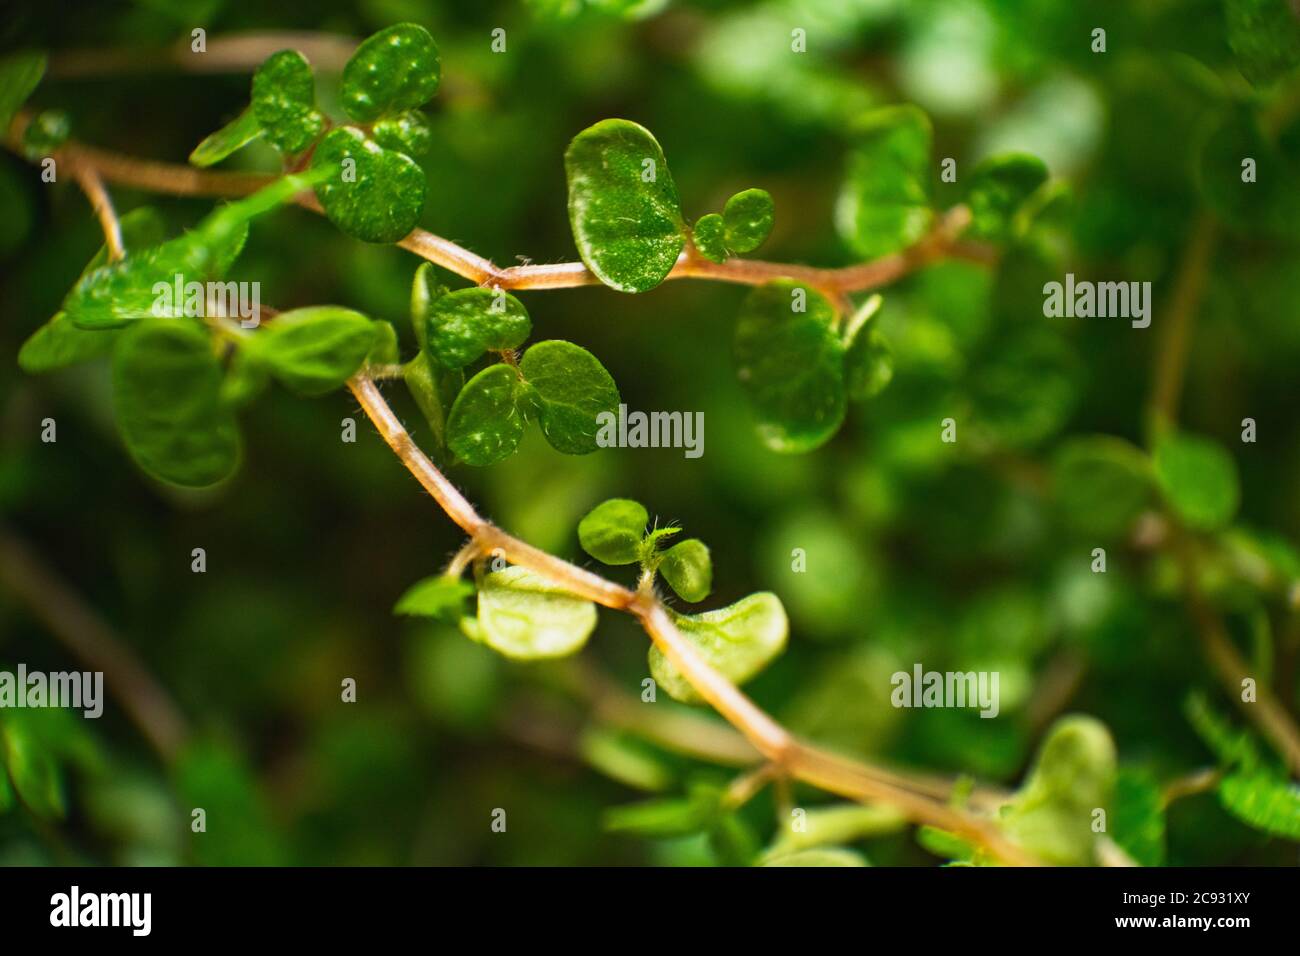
left=577, top=498, right=712, bottom=602
left=445, top=341, right=619, bottom=465
left=312, top=24, right=440, bottom=243
left=734, top=281, right=892, bottom=453
left=691, top=188, right=775, bottom=263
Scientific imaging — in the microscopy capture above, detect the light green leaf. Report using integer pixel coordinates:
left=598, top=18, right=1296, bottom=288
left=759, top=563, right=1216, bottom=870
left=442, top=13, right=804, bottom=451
left=0, top=51, right=46, bottom=133
left=446, top=363, right=526, bottom=465
left=341, top=23, right=441, bottom=123
left=836, top=104, right=933, bottom=258
left=1002, top=715, right=1117, bottom=866
left=367, top=320, right=400, bottom=366
left=1219, top=770, right=1300, bottom=839
left=1154, top=431, right=1240, bottom=531
left=111, top=319, right=240, bottom=487
left=1185, top=692, right=1262, bottom=770
left=19, top=312, right=117, bottom=373
left=374, top=110, right=433, bottom=157
left=765, top=804, right=905, bottom=857
left=603, top=783, right=722, bottom=836
left=1051, top=436, right=1152, bottom=538
left=394, top=575, right=474, bottom=621
left=245, top=306, right=377, bottom=396
left=965, top=153, right=1048, bottom=241
left=190, top=107, right=264, bottom=167
left=1225, top=0, right=1300, bottom=86
left=565, top=119, right=686, bottom=293
left=311, top=126, right=426, bottom=243
left=425, top=287, right=531, bottom=368
left=578, top=498, right=648, bottom=565
left=659, top=538, right=712, bottom=602
left=252, top=50, right=324, bottom=153
left=844, top=326, right=893, bottom=400
left=762, top=847, right=868, bottom=867
left=519, top=340, right=620, bottom=454
left=691, top=213, right=728, bottom=264
left=471, top=566, right=597, bottom=660
left=649, top=593, right=789, bottom=704
left=734, top=280, right=846, bottom=453
left=722, top=188, right=775, bottom=253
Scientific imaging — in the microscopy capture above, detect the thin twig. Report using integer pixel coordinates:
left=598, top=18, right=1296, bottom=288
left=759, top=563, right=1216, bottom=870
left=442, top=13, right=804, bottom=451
left=70, top=164, right=124, bottom=261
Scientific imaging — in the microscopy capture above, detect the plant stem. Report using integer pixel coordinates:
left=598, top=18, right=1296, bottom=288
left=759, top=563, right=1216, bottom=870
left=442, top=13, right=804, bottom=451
left=70, top=164, right=124, bottom=261
left=346, top=374, right=1037, bottom=865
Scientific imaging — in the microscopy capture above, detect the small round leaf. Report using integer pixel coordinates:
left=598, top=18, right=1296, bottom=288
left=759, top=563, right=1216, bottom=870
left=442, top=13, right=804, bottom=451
left=373, top=110, right=433, bottom=157
left=446, top=363, right=526, bottom=466
left=1154, top=431, right=1240, bottom=531
left=578, top=498, right=648, bottom=565
left=519, top=340, right=620, bottom=455
left=426, top=287, right=531, bottom=368
left=311, top=127, right=426, bottom=243
left=341, top=23, right=441, bottom=123
left=247, top=306, right=378, bottom=396
left=835, top=104, right=933, bottom=259
left=472, top=566, right=597, bottom=660
left=692, top=213, right=728, bottom=263
left=252, top=50, right=324, bottom=153
left=659, top=538, right=712, bottom=602
left=722, top=188, right=774, bottom=253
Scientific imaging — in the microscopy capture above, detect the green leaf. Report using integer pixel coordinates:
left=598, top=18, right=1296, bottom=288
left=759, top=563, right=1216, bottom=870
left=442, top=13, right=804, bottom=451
left=1154, top=431, right=1240, bottom=531
left=734, top=280, right=846, bottom=453
left=691, top=213, right=728, bottom=263
left=367, top=320, right=400, bottom=366
left=964, top=153, right=1048, bottom=242
left=1051, top=436, right=1153, bottom=538
left=446, top=363, right=526, bottom=465
left=374, top=110, right=433, bottom=157
left=394, top=575, right=474, bottom=621
left=21, top=108, right=69, bottom=157
left=762, top=847, right=869, bottom=867
left=1113, top=769, right=1167, bottom=866
left=409, top=261, right=443, bottom=352
left=470, top=566, right=597, bottom=660
left=1197, top=107, right=1300, bottom=237
left=1225, top=0, right=1300, bottom=86
left=63, top=174, right=318, bottom=328
left=519, top=340, right=620, bottom=455
left=190, top=107, right=264, bottom=167
left=1002, top=715, right=1117, bottom=866
left=579, top=727, right=674, bottom=792
left=969, top=327, right=1080, bottom=447
left=603, top=785, right=721, bottom=837
left=843, top=326, right=893, bottom=400
left=836, top=104, right=933, bottom=258
left=659, top=538, right=712, bottom=602
left=245, top=306, right=377, bottom=396
left=1218, top=770, right=1300, bottom=839
left=565, top=119, right=686, bottom=293
left=0, top=51, right=46, bottom=133
left=111, top=319, right=240, bottom=487
left=722, top=188, right=775, bottom=253
left=425, top=287, right=531, bottom=368
left=1, top=717, right=64, bottom=819
left=341, top=23, right=441, bottom=123
left=578, top=498, right=648, bottom=565
left=252, top=50, right=324, bottom=153
left=311, top=127, right=426, bottom=243
left=649, top=593, right=789, bottom=704
left=403, top=353, right=453, bottom=449
left=19, top=312, right=117, bottom=373
left=765, top=804, right=905, bottom=857
left=1185, top=692, right=1262, bottom=770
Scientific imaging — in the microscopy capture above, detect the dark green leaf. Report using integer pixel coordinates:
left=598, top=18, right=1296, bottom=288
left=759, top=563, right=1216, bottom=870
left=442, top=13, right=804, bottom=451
left=252, top=50, right=324, bottom=153
left=1154, top=431, right=1240, bottom=531
left=1051, top=436, right=1152, bottom=538
left=190, top=107, right=263, bottom=167
left=446, top=363, right=526, bottom=465
left=0, top=51, right=46, bottom=133
left=394, top=575, right=474, bottom=621
left=565, top=119, right=685, bottom=292
left=468, top=566, right=597, bottom=659
left=965, top=153, right=1049, bottom=241
left=111, top=319, right=240, bottom=487
left=722, top=187, right=775, bottom=253
left=734, top=280, right=846, bottom=453
left=425, top=287, right=531, bottom=368
left=20, top=108, right=68, bottom=157
left=311, top=127, right=426, bottom=243
left=519, top=340, right=620, bottom=454
left=341, top=23, right=441, bottom=123
left=649, top=592, right=789, bottom=704
left=659, top=538, right=712, bottom=602
left=836, top=104, right=933, bottom=258
left=246, top=306, right=377, bottom=396
left=1225, top=0, right=1300, bottom=86
left=373, top=110, right=433, bottom=157
left=692, top=213, right=728, bottom=263
left=578, top=498, right=648, bottom=565
left=844, top=326, right=893, bottom=400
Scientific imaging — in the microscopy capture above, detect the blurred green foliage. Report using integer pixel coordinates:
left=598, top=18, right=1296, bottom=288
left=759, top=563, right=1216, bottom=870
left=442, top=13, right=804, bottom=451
left=2, top=0, right=1300, bottom=866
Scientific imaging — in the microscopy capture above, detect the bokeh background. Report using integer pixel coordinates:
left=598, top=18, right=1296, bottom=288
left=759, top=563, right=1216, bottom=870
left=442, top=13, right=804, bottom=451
left=2, top=0, right=1299, bottom=865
